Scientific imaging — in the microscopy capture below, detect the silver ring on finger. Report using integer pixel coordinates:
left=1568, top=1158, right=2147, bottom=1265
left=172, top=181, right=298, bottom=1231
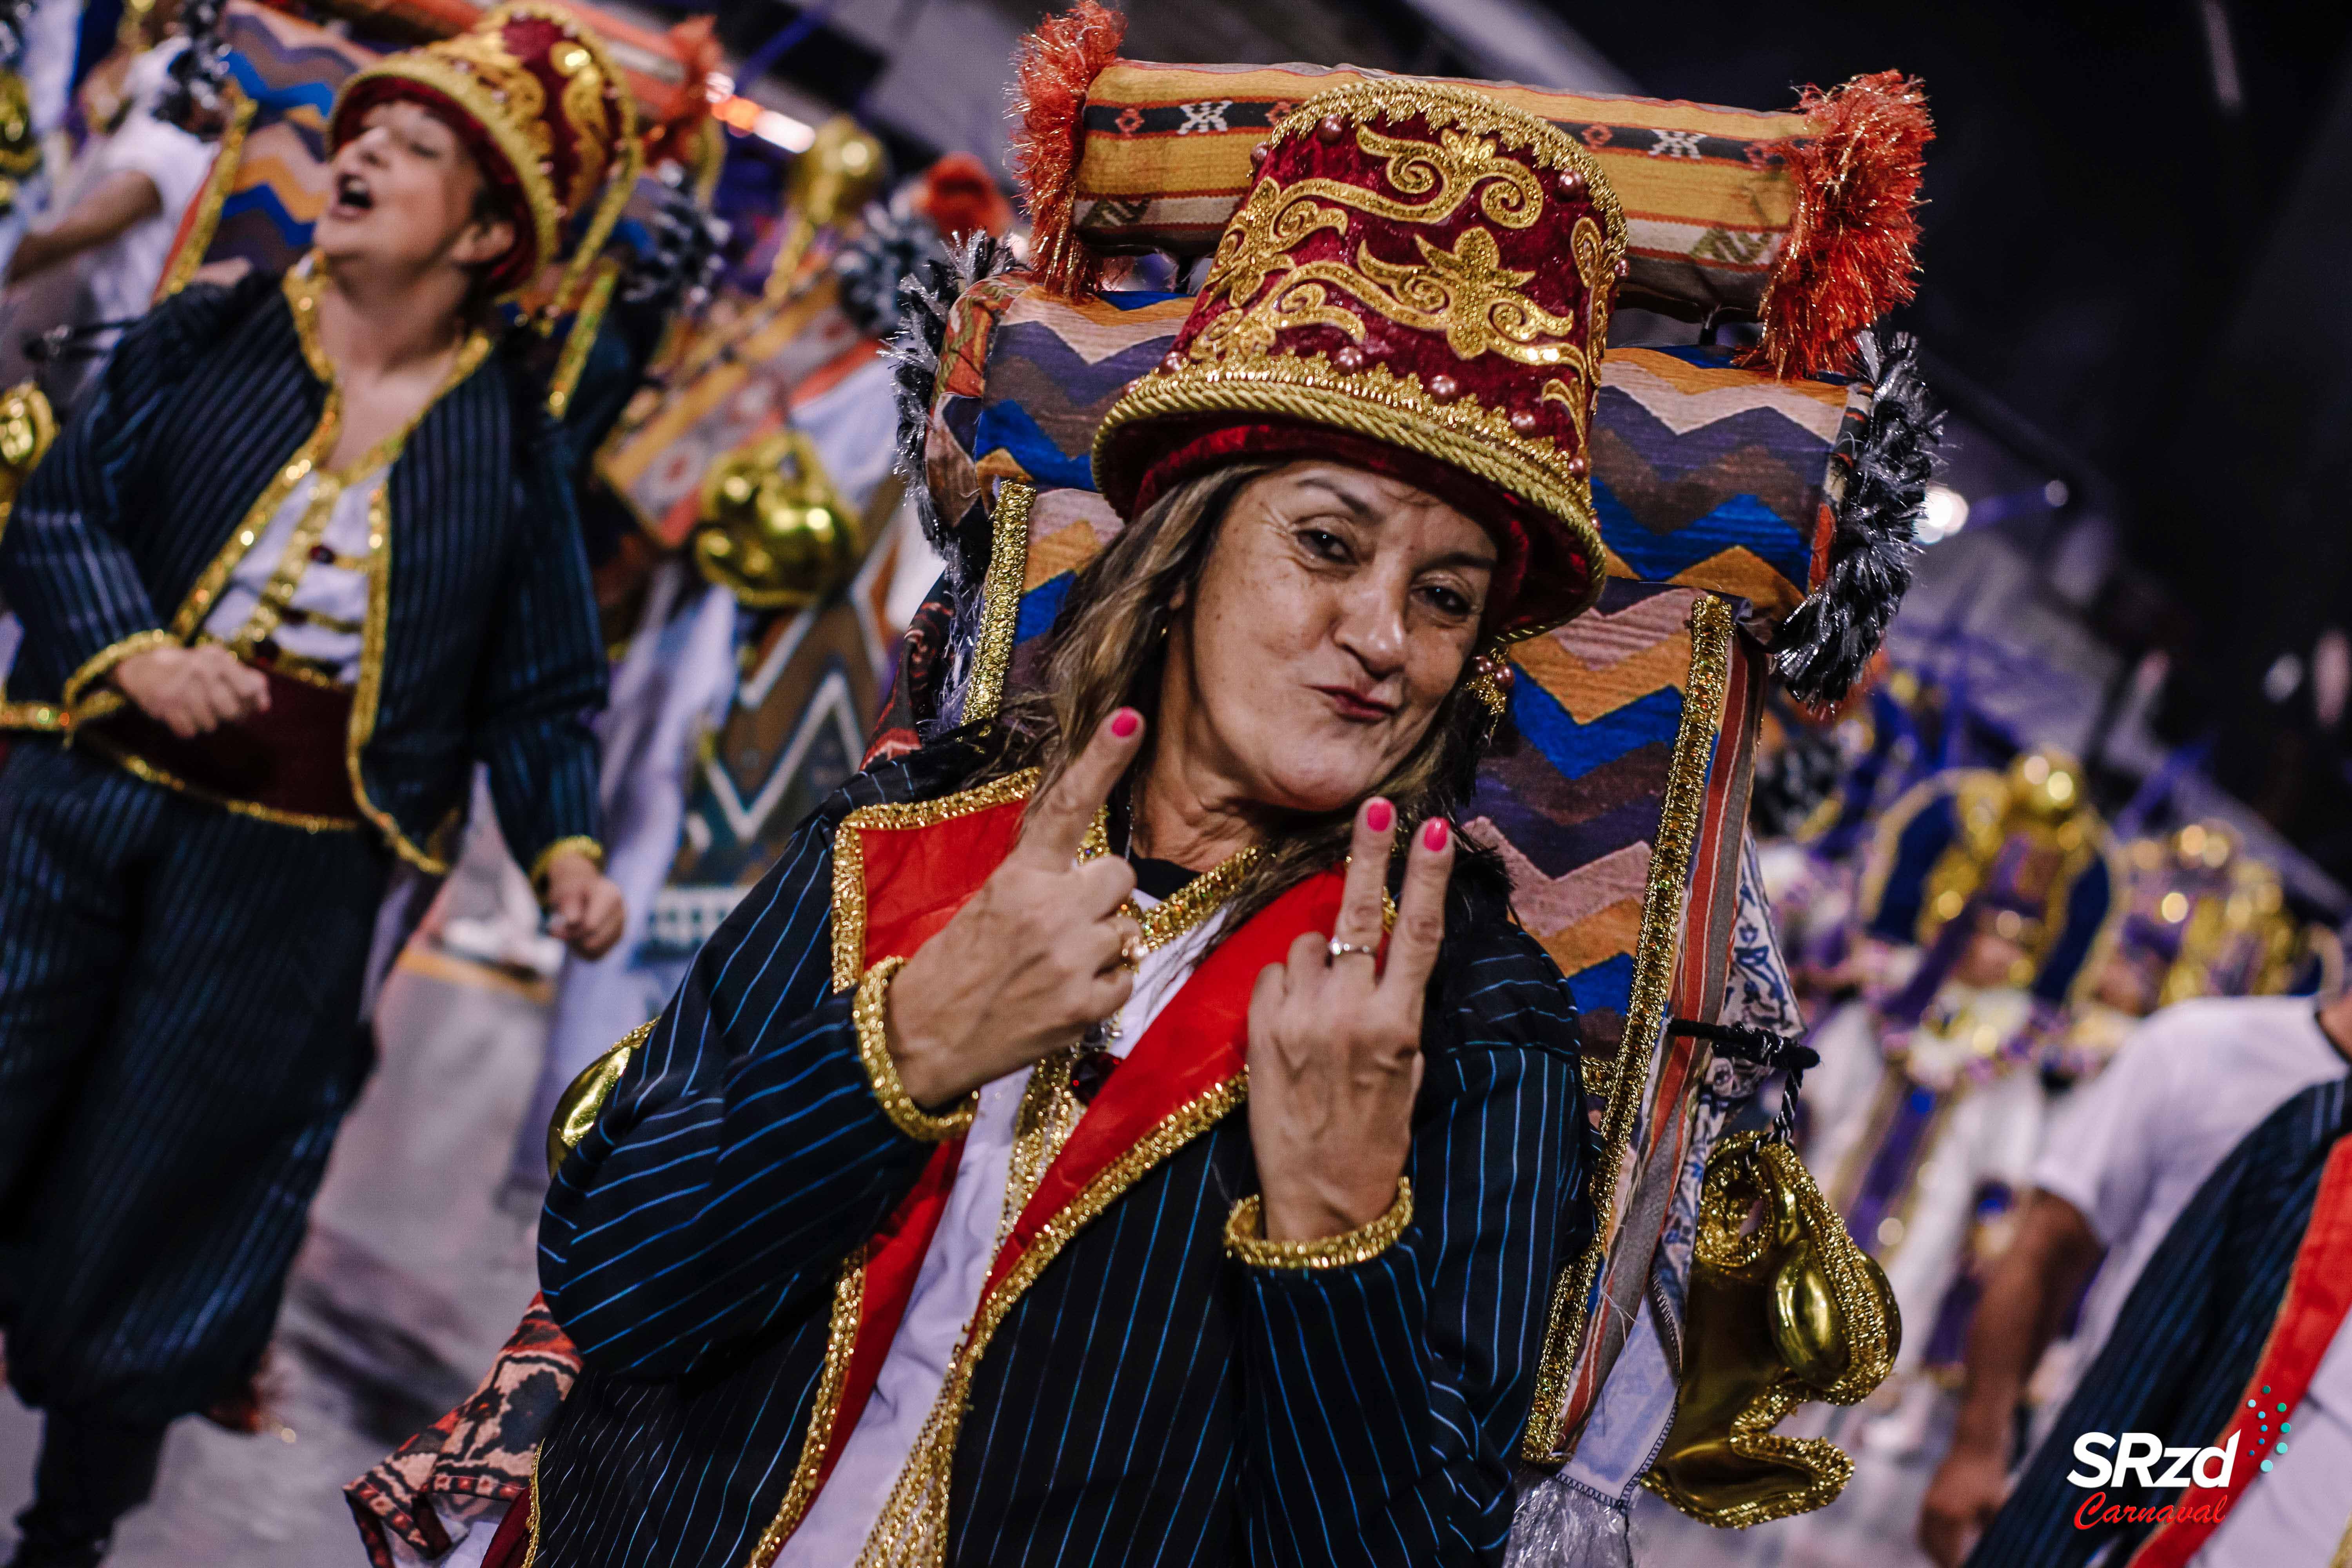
left=1327, top=939, right=1379, bottom=961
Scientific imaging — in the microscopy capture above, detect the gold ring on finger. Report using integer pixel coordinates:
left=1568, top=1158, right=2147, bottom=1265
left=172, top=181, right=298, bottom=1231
left=1327, top=939, right=1379, bottom=961
left=1121, top=933, right=1147, bottom=969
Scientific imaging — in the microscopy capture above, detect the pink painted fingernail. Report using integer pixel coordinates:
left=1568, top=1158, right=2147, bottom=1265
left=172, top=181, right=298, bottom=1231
left=1110, top=708, right=1140, bottom=738
left=1423, top=818, right=1450, bottom=851
left=1365, top=799, right=1393, bottom=833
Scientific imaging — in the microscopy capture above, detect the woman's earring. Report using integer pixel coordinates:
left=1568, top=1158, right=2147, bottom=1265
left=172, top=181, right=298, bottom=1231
left=1465, top=649, right=1513, bottom=717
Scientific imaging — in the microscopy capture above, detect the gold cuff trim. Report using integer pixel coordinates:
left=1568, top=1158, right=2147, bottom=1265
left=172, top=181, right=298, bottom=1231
left=854, top=955, right=976, bottom=1143
left=530, top=835, right=606, bottom=894
left=1225, top=1178, right=1413, bottom=1270
left=62, top=630, right=179, bottom=711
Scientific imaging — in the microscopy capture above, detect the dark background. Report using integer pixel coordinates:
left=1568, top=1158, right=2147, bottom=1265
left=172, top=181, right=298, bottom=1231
left=710, top=0, right=2352, bottom=881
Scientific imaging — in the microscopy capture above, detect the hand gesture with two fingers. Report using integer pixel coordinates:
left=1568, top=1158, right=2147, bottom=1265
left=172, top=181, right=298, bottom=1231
left=1246, top=798, right=1454, bottom=1242
left=885, top=710, right=1148, bottom=1109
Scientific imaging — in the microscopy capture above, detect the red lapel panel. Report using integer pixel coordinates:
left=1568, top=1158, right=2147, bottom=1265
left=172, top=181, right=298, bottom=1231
left=985, top=868, right=1348, bottom=1299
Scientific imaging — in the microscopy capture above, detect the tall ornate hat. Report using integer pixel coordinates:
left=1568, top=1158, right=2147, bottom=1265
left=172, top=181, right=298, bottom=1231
left=1091, top=80, right=1626, bottom=642
left=328, top=2, right=641, bottom=299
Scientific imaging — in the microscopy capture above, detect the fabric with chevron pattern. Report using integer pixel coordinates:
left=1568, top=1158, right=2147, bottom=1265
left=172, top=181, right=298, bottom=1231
left=902, top=278, right=1865, bottom=1488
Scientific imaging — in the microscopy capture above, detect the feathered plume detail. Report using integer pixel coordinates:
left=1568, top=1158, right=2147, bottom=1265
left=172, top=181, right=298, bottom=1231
left=1773, top=330, right=1940, bottom=706
left=1009, top=0, right=1126, bottom=298
left=884, top=230, right=1017, bottom=588
left=1745, top=71, right=1932, bottom=380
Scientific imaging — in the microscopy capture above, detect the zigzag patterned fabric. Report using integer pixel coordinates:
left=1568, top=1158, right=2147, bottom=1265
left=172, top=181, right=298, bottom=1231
left=908, top=281, right=1874, bottom=1457
left=922, top=283, right=1864, bottom=1056
left=195, top=3, right=374, bottom=278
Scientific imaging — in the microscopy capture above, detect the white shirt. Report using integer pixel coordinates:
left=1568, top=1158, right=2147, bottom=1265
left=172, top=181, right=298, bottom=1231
left=776, top=897, right=1223, bottom=1566
left=2034, top=996, right=2347, bottom=1361
left=85, top=42, right=216, bottom=325
left=199, top=468, right=384, bottom=684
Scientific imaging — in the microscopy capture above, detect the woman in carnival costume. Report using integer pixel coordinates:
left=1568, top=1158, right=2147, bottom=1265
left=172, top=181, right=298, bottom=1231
left=510, top=74, right=1624, bottom=1568
left=0, top=9, right=638, bottom=1562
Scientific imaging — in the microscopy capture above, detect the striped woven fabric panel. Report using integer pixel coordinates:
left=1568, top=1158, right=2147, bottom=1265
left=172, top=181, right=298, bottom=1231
left=1071, top=61, right=1813, bottom=320
left=940, top=287, right=1851, bottom=1042
left=199, top=3, right=374, bottom=276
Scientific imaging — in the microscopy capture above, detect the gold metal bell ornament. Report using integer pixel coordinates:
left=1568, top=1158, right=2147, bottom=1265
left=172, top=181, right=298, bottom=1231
left=691, top=428, right=862, bottom=609
left=1644, top=1131, right=1901, bottom=1528
left=0, top=381, right=57, bottom=519
left=0, top=69, right=42, bottom=216
left=764, top=114, right=886, bottom=297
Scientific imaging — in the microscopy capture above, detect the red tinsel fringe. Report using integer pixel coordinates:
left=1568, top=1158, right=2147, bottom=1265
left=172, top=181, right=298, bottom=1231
left=1009, top=1, right=1126, bottom=298
left=1744, top=71, right=1933, bottom=381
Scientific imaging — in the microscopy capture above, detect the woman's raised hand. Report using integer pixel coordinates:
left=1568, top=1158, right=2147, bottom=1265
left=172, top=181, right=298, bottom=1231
left=885, top=710, right=1148, bottom=1108
left=1246, top=799, right=1453, bottom=1241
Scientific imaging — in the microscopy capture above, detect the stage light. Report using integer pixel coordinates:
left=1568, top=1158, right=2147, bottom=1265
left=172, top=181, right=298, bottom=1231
left=1916, top=483, right=1969, bottom=543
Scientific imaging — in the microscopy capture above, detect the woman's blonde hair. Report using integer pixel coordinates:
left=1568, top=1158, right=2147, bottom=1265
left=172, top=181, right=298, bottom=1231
left=981, top=462, right=1498, bottom=929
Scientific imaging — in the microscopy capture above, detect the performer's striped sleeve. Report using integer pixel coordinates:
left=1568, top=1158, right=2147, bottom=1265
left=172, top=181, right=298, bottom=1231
left=537, top=773, right=935, bottom=1374
left=1238, top=927, right=1589, bottom=1565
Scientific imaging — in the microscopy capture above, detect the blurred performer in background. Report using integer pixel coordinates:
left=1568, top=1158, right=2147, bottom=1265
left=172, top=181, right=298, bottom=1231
left=344, top=137, right=987, bottom=1568
left=3, top=15, right=214, bottom=355
left=0, top=10, right=636, bottom=1562
left=0, top=0, right=83, bottom=275
left=1800, top=751, right=2116, bottom=1454
left=514, top=79, right=1608, bottom=1568
left=1917, top=984, right=2352, bottom=1566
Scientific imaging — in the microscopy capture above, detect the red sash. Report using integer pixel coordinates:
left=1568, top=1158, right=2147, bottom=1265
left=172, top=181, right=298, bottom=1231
left=793, top=781, right=1345, bottom=1530
left=82, top=657, right=359, bottom=823
left=2126, top=1135, right=2352, bottom=1568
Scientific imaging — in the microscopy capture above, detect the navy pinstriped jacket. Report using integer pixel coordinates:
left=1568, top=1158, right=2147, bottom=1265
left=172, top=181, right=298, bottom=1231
left=534, top=739, right=1592, bottom=1566
left=0, top=271, right=603, bottom=871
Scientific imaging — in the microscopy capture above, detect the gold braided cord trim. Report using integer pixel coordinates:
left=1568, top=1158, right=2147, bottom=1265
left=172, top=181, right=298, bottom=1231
left=519, top=1447, right=542, bottom=1568
left=348, top=485, right=447, bottom=874
left=828, top=769, right=1042, bottom=992
left=529, top=834, right=606, bottom=893
left=334, top=52, right=561, bottom=284
left=748, top=1251, right=868, bottom=1566
left=1225, top=1178, right=1412, bottom=1270
left=850, top=1075, right=1248, bottom=1566
left=1093, top=357, right=1606, bottom=635
left=60, top=629, right=178, bottom=712
left=546, top=258, right=620, bottom=418
left=544, top=1018, right=651, bottom=1175
left=168, top=440, right=328, bottom=639
left=0, top=700, right=65, bottom=732
left=854, top=955, right=978, bottom=1143
left=1520, top=592, right=1733, bottom=1464
left=76, top=734, right=367, bottom=833
left=1265, top=80, right=1629, bottom=249
left=961, top=481, right=1034, bottom=724
left=286, top=260, right=495, bottom=481
left=159, top=90, right=256, bottom=301
left=2330, top=1507, right=2352, bottom=1568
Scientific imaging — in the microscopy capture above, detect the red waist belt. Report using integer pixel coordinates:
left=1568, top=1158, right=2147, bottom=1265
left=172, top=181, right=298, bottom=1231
left=83, top=658, right=362, bottom=825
